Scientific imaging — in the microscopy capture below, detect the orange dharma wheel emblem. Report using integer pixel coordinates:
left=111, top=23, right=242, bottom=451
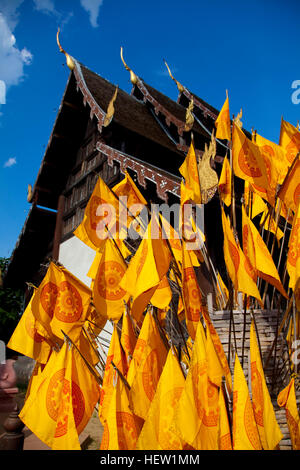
left=40, top=281, right=59, bottom=318
left=157, top=387, right=184, bottom=449
left=46, top=369, right=85, bottom=437
left=96, top=260, right=126, bottom=300
left=183, top=267, right=201, bottom=322
left=288, top=219, right=300, bottom=267
left=116, top=411, right=143, bottom=450
left=250, top=361, right=264, bottom=427
left=238, top=140, right=263, bottom=178
left=25, top=311, right=44, bottom=343
left=54, top=281, right=83, bottom=323
left=228, top=240, right=240, bottom=273
left=142, top=349, right=160, bottom=402
left=244, top=394, right=262, bottom=449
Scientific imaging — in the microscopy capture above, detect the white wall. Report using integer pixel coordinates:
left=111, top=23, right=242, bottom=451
left=58, top=236, right=113, bottom=361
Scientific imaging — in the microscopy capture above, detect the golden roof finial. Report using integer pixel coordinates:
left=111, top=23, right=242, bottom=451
left=56, top=27, right=75, bottom=71
left=103, top=85, right=119, bottom=127
left=185, top=97, right=194, bottom=132
left=120, top=47, right=138, bottom=85
left=233, top=108, right=243, bottom=129
left=163, top=60, right=184, bottom=94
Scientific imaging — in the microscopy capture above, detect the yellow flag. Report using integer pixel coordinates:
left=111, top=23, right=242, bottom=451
left=150, top=274, right=172, bottom=309
left=255, top=132, right=289, bottom=184
left=277, top=378, right=300, bottom=450
left=218, top=155, right=231, bottom=206
left=120, top=310, right=137, bottom=368
left=136, top=349, right=187, bottom=450
left=251, top=190, right=268, bottom=219
left=201, top=305, right=232, bottom=395
left=100, top=375, right=143, bottom=450
left=215, top=94, right=231, bottom=141
left=99, top=325, right=128, bottom=424
left=242, top=205, right=288, bottom=299
left=31, top=262, right=91, bottom=344
left=232, top=125, right=271, bottom=203
left=221, top=206, right=263, bottom=305
left=172, top=321, right=219, bottom=449
left=126, top=312, right=153, bottom=387
left=112, top=170, right=147, bottom=210
left=287, top=200, right=300, bottom=290
left=119, top=214, right=172, bottom=322
left=92, top=238, right=129, bottom=321
left=279, top=118, right=300, bottom=165
left=129, top=311, right=168, bottom=420
left=218, top=387, right=232, bottom=450
left=232, top=353, right=262, bottom=450
left=19, top=342, right=99, bottom=450
left=278, top=155, right=300, bottom=214
left=181, top=241, right=202, bottom=340
left=7, top=294, right=51, bottom=364
left=74, top=177, right=120, bottom=250
left=250, top=321, right=283, bottom=449
left=260, top=209, right=284, bottom=243
left=179, top=141, right=202, bottom=204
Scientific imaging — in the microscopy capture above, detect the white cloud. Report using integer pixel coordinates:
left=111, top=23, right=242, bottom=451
left=3, top=157, right=17, bottom=168
left=0, top=0, right=24, bottom=30
left=0, top=13, right=33, bottom=90
left=32, top=0, right=57, bottom=16
left=80, top=0, right=103, bottom=28
left=0, top=80, right=6, bottom=104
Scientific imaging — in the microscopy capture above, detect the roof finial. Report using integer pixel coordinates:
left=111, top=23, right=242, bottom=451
left=120, top=47, right=138, bottom=85
left=56, top=27, right=75, bottom=71
left=163, top=59, right=184, bottom=93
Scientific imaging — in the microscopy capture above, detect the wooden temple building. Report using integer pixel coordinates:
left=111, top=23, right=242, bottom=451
left=2, top=48, right=296, bottom=449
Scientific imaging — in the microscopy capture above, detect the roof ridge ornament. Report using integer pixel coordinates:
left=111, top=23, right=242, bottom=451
left=120, top=47, right=138, bottom=85
left=56, top=27, right=75, bottom=71
left=163, top=60, right=184, bottom=94
left=103, top=85, right=119, bottom=127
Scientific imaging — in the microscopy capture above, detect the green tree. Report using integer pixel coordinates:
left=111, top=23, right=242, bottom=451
left=0, top=257, right=24, bottom=356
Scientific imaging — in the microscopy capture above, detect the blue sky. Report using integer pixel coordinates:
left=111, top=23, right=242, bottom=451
left=0, top=0, right=300, bottom=258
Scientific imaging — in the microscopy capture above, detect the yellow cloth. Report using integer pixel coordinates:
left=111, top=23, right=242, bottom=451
left=7, top=294, right=51, bottom=364
left=136, top=349, right=187, bottom=450
left=172, top=320, right=220, bottom=449
left=129, top=311, right=168, bottom=420
left=31, top=262, right=91, bottom=344
left=287, top=200, right=300, bottom=290
left=277, top=378, right=300, bottom=450
left=150, top=274, right=172, bottom=309
left=215, top=95, right=231, bottom=141
left=250, top=321, right=283, bottom=449
left=179, top=141, right=202, bottom=204
left=92, top=238, right=129, bottom=321
left=19, top=342, right=99, bottom=450
left=242, top=205, right=288, bottom=300
left=100, top=375, right=143, bottom=450
left=260, top=209, right=284, bottom=243
left=119, top=214, right=172, bottom=322
left=251, top=191, right=268, bottom=219
left=201, top=305, right=232, bottom=395
left=255, top=132, right=289, bottom=184
left=120, top=311, right=137, bottom=368
left=181, top=241, right=202, bottom=340
left=218, top=155, right=231, bottom=206
left=218, top=387, right=232, bottom=450
left=99, top=325, right=128, bottom=424
left=74, top=177, right=120, bottom=249
left=278, top=155, right=300, bottom=214
left=221, top=206, right=263, bottom=306
left=279, top=118, right=300, bottom=166
left=232, top=125, right=271, bottom=204
left=232, top=353, right=262, bottom=450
